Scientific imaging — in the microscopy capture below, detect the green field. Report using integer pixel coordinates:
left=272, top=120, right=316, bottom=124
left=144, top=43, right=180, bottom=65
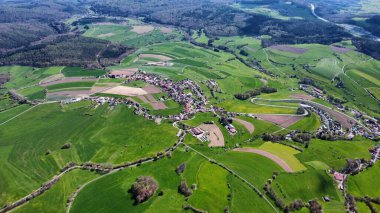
left=218, top=99, right=297, bottom=114
left=14, top=170, right=100, bottom=213
left=188, top=162, right=230, bottom=212
left=1, top=11, right=380, bottom=212
left=71, top=150, right=192, bottom=212
left=46, top=81, right=96, bottom=91
left=0, top=104, right=31, bottom=123
left=256, top=142, right=306, bottom=172
left=287, top=113, right=321, bottom=132
left=347, top=163, right=380, bottom=197
left=83, top=23, right=184, bottom=48
left=0, top=103, right=178, bottom=206
left=215, top=151, right=284, bottom=187
left=272, top=167, right=342, bottom=206
left=17, top=86, right=46, bottom=100
left=215, top=36, right=380, bottom=116
left=62, top=67, right=106, bottom=77
left=296, top=139, right=375, bottom=169
left=236, top=116, right=282, bottom=136
left=0, top=66, right=63, bottom=89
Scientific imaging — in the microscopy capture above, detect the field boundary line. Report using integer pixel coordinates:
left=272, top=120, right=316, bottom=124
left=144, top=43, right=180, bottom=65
left=184, top=144, right=279, bottom=213
left=0, top=105, right=37, bottom=126
left=0, top=101, right=60, bottom=126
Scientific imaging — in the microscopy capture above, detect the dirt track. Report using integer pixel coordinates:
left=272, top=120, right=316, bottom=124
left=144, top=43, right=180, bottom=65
left=233, top=118, right=254, bottom=134
left=234, top=148, right=293, bottom=172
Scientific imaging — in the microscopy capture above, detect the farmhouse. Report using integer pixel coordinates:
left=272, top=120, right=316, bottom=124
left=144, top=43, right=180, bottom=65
left=226, top=124, right=237, bottom=135
left=190, top=128, right=203, bottom=136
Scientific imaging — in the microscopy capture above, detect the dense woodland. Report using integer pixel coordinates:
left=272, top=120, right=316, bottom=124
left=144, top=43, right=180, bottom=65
left=0, top=0, right=86, bottom=51
left=0, top=0, right=379, bottom=66
left=0, top=35, right=133, bottom=68
left=90, top=0, right=352, bottom=45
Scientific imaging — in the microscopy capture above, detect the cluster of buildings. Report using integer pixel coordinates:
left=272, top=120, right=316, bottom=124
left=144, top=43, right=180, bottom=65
left=300, top=84, right=380, bottom=139
left=189, top=127, right=209, bottom=142
left=127, top=71, right=208, bottom=115
left=369, top=145, right=380, bottom=164
left=351, top=110, right=380, bottom=138
left=299, top=84, right=324, bottom=98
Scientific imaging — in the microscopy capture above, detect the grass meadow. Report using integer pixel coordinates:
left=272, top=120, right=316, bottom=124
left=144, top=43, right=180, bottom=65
left=347, top=163, right=380, bottom=197
left=256, top=142, right=306, bottom=172
left=296, top=139, right=375, bottom=170
left=0, top=103, right=178, bottom=206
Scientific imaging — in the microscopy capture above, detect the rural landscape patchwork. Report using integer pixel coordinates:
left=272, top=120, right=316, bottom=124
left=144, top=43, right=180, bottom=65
left=0, top=0, right=380, bottom=212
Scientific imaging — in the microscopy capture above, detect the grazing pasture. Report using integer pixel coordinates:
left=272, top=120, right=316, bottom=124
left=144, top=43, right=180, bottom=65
left=215, top=151, right=284, bottom=187
left=219, top=100, right=297, bottom=114
left=0, top=103, right=178, bottom=206
left=0, top=66, right=63, bottom=89
left=83, top=23, right=183, bottom=48
left=0, top=104, right=31, bottom=123
left=272, top=167, right=341, bottom=205
left=188, top=162, right=230, bottom=212
left=256, top=142, right=306, bottom=172
left=296, top=139, right=374, bottom=169
left=71, top=150, right=195, bottom=213
left=14, top=170, right=100, bottom=213
left=46, top=81, right=96, bottom=91
left=234, top=148, right=294, bottom=172
left=232, top=117, right=254, bottom=134
left=62, top=67, right=106, bottom=77
left=347, top=163, right=380, bottom=197
left=287, top=113, right=321, bottom=132
left=17, top=86, right=46, bottom=100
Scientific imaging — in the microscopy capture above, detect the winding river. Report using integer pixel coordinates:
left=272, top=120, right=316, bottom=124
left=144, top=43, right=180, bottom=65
left=310, top=3, right=380, bottom=41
